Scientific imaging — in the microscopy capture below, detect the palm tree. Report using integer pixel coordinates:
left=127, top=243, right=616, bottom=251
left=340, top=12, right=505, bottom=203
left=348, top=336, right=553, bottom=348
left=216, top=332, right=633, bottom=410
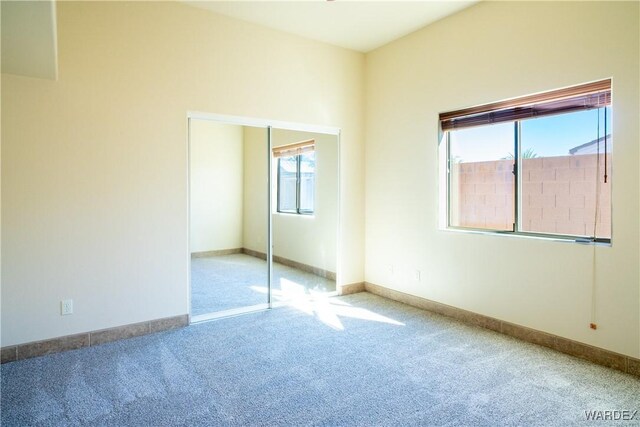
left=502, top=148, right=538, bottom=160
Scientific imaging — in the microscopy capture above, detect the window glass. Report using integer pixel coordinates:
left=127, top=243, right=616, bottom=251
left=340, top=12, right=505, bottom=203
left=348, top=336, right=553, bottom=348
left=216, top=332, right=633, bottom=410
left=278, top=156, right=297, bottom=212
left=299, top=152, right=315, bottom=213
left=449, top=122, right=515, bottom=231
left=520, top=108, right=611, bottom=238
left=277, top=151, right=315, bottom=215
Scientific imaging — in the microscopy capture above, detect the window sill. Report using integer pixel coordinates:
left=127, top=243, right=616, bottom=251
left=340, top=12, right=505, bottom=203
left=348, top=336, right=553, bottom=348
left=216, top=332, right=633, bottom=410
left=441, top=226, right=612, bottom=247
left=274, top=212, right=315, bottom=218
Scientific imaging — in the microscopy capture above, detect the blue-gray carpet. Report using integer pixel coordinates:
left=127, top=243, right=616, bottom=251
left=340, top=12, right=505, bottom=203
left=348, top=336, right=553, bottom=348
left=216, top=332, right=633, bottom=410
left=191, top=254, right=336, bottom=316
left=2, top=292, right=639, bottom=426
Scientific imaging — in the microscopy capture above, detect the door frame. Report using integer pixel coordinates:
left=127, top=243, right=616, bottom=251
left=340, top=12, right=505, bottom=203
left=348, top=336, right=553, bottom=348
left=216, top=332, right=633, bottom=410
left=186, top=111, right=341, bottom=323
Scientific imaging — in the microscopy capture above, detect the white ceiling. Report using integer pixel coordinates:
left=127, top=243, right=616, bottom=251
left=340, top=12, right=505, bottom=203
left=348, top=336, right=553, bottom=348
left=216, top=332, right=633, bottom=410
left=184, top=1, right=478, bottom=53
left=1, top=0, right=58, bottom=79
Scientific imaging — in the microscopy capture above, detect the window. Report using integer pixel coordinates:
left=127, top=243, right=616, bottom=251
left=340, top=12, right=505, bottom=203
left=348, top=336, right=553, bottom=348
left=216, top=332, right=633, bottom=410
left=274, top=140, right=315, bottom=215
left=441, top=79, right=611, bottom=243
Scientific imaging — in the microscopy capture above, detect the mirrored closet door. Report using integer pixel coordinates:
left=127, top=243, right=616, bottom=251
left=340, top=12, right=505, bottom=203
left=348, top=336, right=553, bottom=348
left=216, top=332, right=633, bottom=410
left=189, top=116, right=339, bottom=321
left=189, top=119, right=269, bottom=320
left=270, top=129, right=339, bottom=305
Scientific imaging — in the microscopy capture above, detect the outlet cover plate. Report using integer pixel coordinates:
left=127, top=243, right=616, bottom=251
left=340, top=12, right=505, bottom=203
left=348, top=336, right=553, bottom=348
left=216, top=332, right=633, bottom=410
left=61, top=299, right=73, bottom=315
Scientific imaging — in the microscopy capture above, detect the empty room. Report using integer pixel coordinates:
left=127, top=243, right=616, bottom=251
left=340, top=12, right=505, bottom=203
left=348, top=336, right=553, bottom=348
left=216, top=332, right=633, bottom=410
left=1, top=1, right=638, bottom=426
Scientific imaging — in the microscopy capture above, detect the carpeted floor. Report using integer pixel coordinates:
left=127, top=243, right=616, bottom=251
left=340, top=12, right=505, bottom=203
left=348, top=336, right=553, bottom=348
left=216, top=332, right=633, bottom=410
left=191, top=254, right=336, bottom=316
left=2, top=292, right=639, bottom=426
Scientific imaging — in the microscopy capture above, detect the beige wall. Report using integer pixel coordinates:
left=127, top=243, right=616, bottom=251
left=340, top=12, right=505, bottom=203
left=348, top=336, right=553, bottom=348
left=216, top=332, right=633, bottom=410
left=189, top=120, right=243, bottom=253
left=242, top=128, right=338, bottom=273
left=3, top=0, right=636, bottom=360
left=272, top=129, right=339, bottom=273
left=1, top=1, right=365, bottom=346
left=242, top=126, right=269, bottom=255
left=365, top=1, right=639, bottom=357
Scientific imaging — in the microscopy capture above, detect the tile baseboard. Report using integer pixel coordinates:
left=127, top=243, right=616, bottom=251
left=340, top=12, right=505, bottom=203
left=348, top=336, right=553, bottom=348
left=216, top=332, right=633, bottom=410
left=191, top=248, right=243, bottom=258
left=242, top=248, right=336, bottom=281
left=340, top=282, right=366, bottom=295
left=364, top=282, right=640, bottom=378
left=241, top=247, right=267, bottom=260
left=1, top=346, right=18, bottom=364
left=1, top=314, right=189, bottom=364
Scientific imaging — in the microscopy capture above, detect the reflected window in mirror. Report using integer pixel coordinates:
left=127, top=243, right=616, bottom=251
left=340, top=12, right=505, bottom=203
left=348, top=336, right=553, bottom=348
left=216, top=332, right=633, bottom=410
left=274, top=140, right=315, bottom=215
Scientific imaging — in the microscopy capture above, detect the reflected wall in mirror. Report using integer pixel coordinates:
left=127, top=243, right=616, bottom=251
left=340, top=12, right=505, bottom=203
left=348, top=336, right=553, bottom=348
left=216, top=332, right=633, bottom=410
left=247, top=128, right=339, bottom=304
left=189, top=119, right=269, bottom=318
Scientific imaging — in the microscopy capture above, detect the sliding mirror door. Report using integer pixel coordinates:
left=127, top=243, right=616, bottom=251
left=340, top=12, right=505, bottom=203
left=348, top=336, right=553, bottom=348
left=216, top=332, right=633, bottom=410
left=189, top=119, right=269, bottom=319
left=270, top=129, right=339, bottom=303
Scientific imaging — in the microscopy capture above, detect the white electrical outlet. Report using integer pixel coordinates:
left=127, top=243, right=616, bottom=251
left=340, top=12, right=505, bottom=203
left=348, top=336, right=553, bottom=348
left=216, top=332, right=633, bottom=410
left=61, top=299, right=73, bottom=315
left=415, top=270, right=421, bottom=281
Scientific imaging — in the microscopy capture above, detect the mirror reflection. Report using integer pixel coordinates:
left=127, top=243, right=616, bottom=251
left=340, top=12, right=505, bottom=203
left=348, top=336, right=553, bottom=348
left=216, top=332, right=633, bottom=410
left=189, top=120, right=268, bottom=317
left=189, top=119, right=338, bottom=320
left=270, top=129, right=338, bottom=302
